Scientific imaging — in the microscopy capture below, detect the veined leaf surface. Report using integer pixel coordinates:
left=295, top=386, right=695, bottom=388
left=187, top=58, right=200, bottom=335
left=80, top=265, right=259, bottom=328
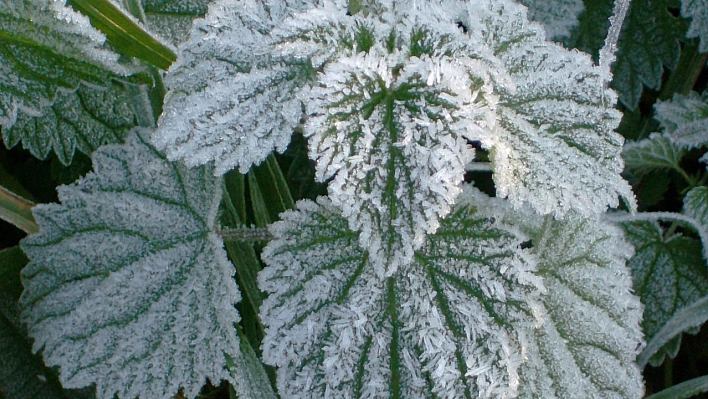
left=2, top=81, right=140, bottom=165
left=654, top=91, right=708, bottom=150
left=622, top=133, right=687, bottom=179
left=259, top=188, right=644, bottom=399
left=0, top=0, right=127, bottom=130
left=619, top=219, right=708, bottom=366
left=19, top=129, right=255, bottom=399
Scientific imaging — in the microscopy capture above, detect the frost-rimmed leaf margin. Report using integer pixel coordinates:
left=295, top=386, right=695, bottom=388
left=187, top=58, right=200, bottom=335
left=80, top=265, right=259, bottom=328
left=259, top=186, right=645, bottom=399
left=18, top=128, right=260, bottom=399
left=0, top=0, right=131, bottom=130
left=654, top=91, right=708, bottom=150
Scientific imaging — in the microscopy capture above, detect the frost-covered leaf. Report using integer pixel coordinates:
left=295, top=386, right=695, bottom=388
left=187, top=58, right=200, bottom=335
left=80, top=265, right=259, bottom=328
left=0, top=0, right=128, bottom=130
left=19, top=129, right=256, bottom=399
left=517, top=0, right=585, bottom=41
left=142, top=0, right=213, bottom=45
left=622, top=133, right=687, bottom=178
left=619, top=219, right=708, bottom=366
left=611, top=0, right=683, bottom=110
left=2, top=81, right=140, bottom=165
left=517, top=214, right=644, bottom=399
left=681, top=0, right=708, bottom=52
left=259, top=188, right=644, bottom=399
left=654, top=91, right=708, bottom=149
left=684, top=186, right=708, bottom=233
left=153, top=0, right=316, bottom=174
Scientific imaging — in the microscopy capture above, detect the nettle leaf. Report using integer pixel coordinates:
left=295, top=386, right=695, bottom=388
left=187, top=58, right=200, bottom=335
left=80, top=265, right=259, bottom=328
left=619, top=219, right=708, bottom=366
left=2, top=81, right=140, bottom=165
left=259, top=188, right=644, bottom=399
left=142, top=0, right=213, bottom=45
left=19, top=129, right=257, bottom=399
left=517, top=214, right=643, bottom=399
left=611, top=0, right=683, bottom=110
left=654, top=91, right=708, bottom=150
left=517, top=0, right=585, bottom=41
left=684, top=186, right=708, bottom=234
left=622, top=133, right=687, bottom=179
left=681, top=0, right=708, bottom=52
left=0, top=0, right=127, bottom=129
left=272, top=0, right=633, bottom=271
left=153, top=0, right=316, bottom=174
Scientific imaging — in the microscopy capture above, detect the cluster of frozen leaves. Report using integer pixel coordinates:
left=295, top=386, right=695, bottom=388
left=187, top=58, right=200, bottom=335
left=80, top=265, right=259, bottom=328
left=6, top=0, right=664, bottom=398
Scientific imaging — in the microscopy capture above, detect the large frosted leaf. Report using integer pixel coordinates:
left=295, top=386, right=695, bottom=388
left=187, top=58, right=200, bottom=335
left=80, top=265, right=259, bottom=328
left=0, top=0, right=127, bottom=130
left=654, top=91, right=708, bottom=150
left=2, top=81, right=140, bottom=165
left=259, top=188, right=644, bottom=398
left=681, top=0, right=708, bottom=52
left=153, top=0, right=316, bottom=174
left=517, top=0, right=584, bottom=41
left=611, top=0, right=683, bottom=110
left=19, top=129, right=257, bottom=399
left=517, top=215, right=644, bottom=399
left=622, top=133, right=687, bottom=179
left=619, top=219, right=708, bottom=366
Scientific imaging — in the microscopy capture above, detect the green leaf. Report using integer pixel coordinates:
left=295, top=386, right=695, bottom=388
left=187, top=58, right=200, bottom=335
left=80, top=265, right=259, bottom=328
left=2, top=81, right=141, bottom=165
left=19, top=129, right=263, bottom=399
left=564, top=0, right=614, bottom=62
left=141, top=0, right=212, bottom=45
left=619, top=219, right=708, bottom=367
left=259, top=187, right=644, bottom=398
left=654, top=91, right=708, bottom=149
left=68, top=0, right=177, bottom=69
left=645, top=375, right=708, bottom=399
left=681, top=0, right=708, bottom=52
left=622, top=133, right=687, bottom=179
left=685, top=186, right=708, bottom=232
left=0, top=0, right=127, bottom=131
left=611, top=0, right=684, bottom=110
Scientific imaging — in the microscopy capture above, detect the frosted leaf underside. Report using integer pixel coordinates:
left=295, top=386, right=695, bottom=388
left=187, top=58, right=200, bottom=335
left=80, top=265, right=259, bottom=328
left=681, top=0, right=708, bottom=52
left=654, top=91, right=708, bottom=150
left=20, top=129, right=244, bottom=399
left=517, top=0, right=584, bottom=40
left=153, top=0, right=316, bottom=174
left=0, top=0, right=124, bottom=130
left=2, top=81, right=139, bottom=165
left=519, top=215, right=644, bottom=399
left=259, top=188, right=645, bottom=399
left=619, top=220, right=708, bottom=366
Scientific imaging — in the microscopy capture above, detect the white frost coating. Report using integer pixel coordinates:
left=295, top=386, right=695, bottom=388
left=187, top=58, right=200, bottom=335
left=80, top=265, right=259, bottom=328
left=654, top=91, right=708, bottom=150
left=517, top=215, right=644, bottom=399
left=19, top=129, right=247, bottom=399
left=0, top=0, right=128, bottom=129
left=517, top=0, right=585, bottom=40
left=599, top=0, right=632, bottom=73
left=681, top=0, right=708, bottom=52
left=259, top=186, right=645, bottom=398
left=622, top=133, right=686, bottom=178
left=154, top=0, right=317, bottom=174
left=259, top=188, right=543, bottom=399
left=685, top=187, right=708, bottom=236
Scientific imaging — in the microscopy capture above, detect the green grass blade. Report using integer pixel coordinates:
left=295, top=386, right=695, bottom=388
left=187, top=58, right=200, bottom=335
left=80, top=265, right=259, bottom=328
left=645, top=375, right=708, bottom=399
left=0, top=186, right=37, bottom=234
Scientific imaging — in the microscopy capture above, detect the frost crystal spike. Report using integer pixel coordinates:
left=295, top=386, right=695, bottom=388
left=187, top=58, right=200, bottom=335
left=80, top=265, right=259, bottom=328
left=20, top=130, right=246, bottom=399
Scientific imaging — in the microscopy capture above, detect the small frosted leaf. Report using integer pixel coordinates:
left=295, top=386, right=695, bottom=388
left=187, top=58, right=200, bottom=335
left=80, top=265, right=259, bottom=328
left=2, top=81, right=140, bottom=165
left=611, top=0, right=683, bottom=110
left=622, top=133, right=686, bottom=179
left=517, top=0, right=584, bottom=41
left=619, top=219, right=708, bottom=366
left=153, top=0, right=316, bottom=174
left=20, top=129, right=246, bottom=399
left=685, top=186, right=708, bottom=234
left=0, top=0, right=128, bottom=130
left=518, top=215, right=644, bottom=399
left=654, top=91, right=708, bottom=150
left=259, top=190, right=542, bottom=399
left=681, top=0, right=708, bottom=52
